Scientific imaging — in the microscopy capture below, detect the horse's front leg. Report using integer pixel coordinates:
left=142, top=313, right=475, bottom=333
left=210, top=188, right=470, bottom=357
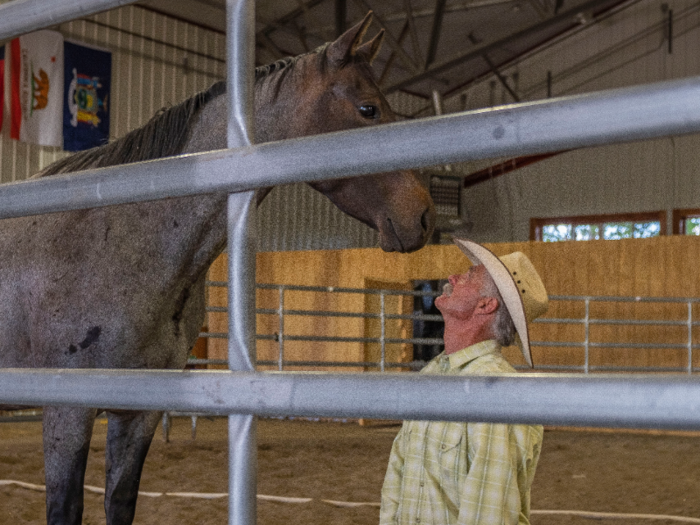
left=104, top=409, right=161, bottom=525
left=43, top=406, right=98, bottom=525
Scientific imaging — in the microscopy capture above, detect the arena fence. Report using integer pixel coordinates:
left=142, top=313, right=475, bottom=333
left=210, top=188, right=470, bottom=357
left=5, top=1, right=700, bottom=524
left=201, top=283, right=700, bottom=374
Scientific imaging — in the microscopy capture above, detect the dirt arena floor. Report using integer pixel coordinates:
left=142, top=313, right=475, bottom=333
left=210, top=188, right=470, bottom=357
left=2, top=416, right=700, bottom=524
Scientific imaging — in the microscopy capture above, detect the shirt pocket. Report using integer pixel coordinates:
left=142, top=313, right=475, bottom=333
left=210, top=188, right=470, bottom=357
left=438, top=427, right=465, bottom=507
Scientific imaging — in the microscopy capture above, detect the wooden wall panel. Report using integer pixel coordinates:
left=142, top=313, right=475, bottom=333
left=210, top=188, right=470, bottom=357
left=205, top=236, right=700, bottom=372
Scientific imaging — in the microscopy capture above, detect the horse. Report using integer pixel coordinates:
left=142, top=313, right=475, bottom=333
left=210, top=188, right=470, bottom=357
left=0, top=12, right=434, bottom=525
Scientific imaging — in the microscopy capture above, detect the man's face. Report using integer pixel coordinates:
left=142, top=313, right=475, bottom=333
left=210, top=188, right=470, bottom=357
left=435, top=264, right=491, bottom=321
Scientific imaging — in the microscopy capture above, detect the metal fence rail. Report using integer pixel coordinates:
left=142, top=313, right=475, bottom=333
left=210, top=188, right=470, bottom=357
left=3, top=368, right=700, bottom=430
left=3, top=1, right=700, bottom=524
left=206, top=283, right=700, bottom=375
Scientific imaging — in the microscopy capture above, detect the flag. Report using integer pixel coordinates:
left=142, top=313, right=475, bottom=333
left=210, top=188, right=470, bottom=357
left=0, top=45, right=5, bottom=133
left=63, top=40, right=111, bottom=151
left=9, top=30, right=64, bottom=147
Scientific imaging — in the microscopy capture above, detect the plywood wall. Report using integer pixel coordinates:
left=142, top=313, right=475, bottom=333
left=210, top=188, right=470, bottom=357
left=206, top=236, right=700, bottom=372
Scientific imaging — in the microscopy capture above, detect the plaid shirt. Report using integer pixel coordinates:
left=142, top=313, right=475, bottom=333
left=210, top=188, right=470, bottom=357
left=380, top=340, right=543, bottom=525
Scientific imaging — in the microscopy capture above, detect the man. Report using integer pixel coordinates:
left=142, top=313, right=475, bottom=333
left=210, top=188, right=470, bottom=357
left=379, top=238, right=549, bottom=525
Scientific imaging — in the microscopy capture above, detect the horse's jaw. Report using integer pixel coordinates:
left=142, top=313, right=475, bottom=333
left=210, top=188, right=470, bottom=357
left=312, top=171, right=436, bottom=253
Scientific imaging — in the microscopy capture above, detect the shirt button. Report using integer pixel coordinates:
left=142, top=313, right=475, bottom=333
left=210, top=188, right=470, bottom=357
left=420, top=482, right=424, bottom=487
left=416, top=519, right=421, bottom=524
left=441, top=444, right=447, bottom=450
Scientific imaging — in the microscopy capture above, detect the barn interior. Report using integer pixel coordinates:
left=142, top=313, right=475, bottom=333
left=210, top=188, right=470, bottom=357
left=2, top=0, right=700, bottom=523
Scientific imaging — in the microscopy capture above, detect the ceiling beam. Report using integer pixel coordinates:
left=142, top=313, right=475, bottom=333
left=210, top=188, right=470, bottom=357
left=259, top=0, right=327, bottom=38
left=386, top=0, right=616, bottom=93
left=467, top=33, right=520, bottom=102
left=335, top=0, right=347, bottom=36
left=425, top=0, right=447, bottom=68
left=350, top=0, right=421, bottom=73
left=403, top=0, right=423, bottom=63
left=379, top=20, right=410, bottom=85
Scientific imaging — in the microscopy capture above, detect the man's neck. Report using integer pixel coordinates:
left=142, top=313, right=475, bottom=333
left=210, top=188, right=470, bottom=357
left=443, top=319, right=494, bottom=355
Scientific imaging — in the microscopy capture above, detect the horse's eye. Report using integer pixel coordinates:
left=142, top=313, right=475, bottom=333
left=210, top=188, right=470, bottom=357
left=359, top=105, right=379, bottom=119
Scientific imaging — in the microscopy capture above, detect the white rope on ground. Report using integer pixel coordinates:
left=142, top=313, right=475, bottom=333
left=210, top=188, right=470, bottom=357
left=322, top=499, right=380, bottom=508
left=0, top=480, right=309, bottom=503
left=531, top=509, right=700, bottom=523
left=2, top=479, right=700, bottom=522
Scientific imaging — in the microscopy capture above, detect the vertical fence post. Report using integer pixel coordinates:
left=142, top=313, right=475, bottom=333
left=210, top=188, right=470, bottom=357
left=584, top=298, right=590, bottom=374
left=226, top=0, right=256, bottom=524
left=688, top=301, right=693, bottom=375
left=278, top=285, right=285, bottom=371
left=380, top=291, right=386, bottom=372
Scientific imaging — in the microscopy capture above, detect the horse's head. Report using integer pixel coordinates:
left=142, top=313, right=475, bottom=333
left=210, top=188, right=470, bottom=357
left=256, top=12, right=435, bottom=253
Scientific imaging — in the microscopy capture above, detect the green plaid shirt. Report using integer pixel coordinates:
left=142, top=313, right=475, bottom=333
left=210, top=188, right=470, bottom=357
left=380, top=340, right=543, bottom=525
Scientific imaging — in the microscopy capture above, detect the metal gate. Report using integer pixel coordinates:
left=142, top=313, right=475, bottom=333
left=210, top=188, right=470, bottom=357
left=5, top=1, right=700, bottom=524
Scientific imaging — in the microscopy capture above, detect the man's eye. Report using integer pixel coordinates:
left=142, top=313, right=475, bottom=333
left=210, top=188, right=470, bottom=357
left=359, top=105, right=379, bottom=119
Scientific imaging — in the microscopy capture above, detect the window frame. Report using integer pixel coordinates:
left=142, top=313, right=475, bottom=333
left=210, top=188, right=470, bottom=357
left=530, top=211, right=667, bottom=242
left=672, top=208, right=700, bottom=235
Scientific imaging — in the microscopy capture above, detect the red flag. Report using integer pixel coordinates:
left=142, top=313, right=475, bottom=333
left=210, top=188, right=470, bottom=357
left=9, top=30, right=64, bottom=147
left=0, top=45, right=4, bottom=133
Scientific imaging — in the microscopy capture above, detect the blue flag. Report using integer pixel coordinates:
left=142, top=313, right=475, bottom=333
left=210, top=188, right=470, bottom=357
left=63, top=40, right=111, bottom=151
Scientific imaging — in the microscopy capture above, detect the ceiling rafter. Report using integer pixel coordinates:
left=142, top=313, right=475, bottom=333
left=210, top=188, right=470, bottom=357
left=379, top=20, right=411, bottom=85
left=403, top=0, right=423, bottom=64
left=350, top=0, right=422, bottom=73
left=425, top=0, right=447, bottom=69
left=467, top=33, right=520, bottom=101
left=385, top=0, right=616, bottom=93
left=259, top=0, right=328, bottom=38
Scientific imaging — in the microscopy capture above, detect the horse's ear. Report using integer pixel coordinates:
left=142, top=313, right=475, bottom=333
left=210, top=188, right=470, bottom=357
left=326, top=11, right=374, bottom=65
left=356, top=29, right=384, bottom=64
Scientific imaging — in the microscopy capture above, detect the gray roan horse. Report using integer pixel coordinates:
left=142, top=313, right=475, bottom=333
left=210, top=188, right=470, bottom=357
left=0, top=12, right=434, bottom=525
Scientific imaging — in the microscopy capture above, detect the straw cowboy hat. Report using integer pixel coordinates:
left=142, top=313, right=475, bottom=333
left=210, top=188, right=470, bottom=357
left=453, top=238, right=549, bottom=367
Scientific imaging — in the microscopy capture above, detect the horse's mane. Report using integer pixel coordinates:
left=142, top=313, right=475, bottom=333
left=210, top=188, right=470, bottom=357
left=38, top=47, right=329, bottom=178
left=38, top=81, right=227, bottom=177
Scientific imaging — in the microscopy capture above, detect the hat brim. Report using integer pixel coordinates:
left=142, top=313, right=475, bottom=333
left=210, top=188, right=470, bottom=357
left=453, top=239, right=533, bottom=367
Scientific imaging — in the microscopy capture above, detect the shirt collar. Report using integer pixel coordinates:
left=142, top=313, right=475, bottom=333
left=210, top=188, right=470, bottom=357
left=445, top=339, right=501, bottom=370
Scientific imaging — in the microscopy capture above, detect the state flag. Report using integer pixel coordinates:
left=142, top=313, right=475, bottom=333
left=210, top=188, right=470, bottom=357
left=63, top=40, right=111, bottom=151
left=9, top=30, right=64, bottom=147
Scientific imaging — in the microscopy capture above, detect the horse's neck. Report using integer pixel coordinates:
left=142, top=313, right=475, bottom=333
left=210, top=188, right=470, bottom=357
left=157, top=77, right=298, bottom=283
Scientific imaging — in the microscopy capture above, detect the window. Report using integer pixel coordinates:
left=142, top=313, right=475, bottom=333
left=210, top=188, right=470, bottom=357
left=530, top=212, right=666, bottom=242
left=673, top=209, right=700, bottom=235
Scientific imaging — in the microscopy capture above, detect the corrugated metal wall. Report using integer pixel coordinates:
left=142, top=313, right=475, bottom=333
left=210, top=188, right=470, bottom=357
left=0, top=2, right=433, bottom=251
left=0, top=2, right=226, bottom=180
left=452, top=0, right=700, bottom=243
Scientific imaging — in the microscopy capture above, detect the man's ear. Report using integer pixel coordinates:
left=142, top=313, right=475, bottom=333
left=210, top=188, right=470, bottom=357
left=476, top=296, right=500, bottom=315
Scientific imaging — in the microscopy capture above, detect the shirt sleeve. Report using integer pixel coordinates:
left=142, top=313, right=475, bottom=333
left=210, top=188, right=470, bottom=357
left=457, top=422, right=523, bottom=525
left=379, top=427, right=406, bottom=524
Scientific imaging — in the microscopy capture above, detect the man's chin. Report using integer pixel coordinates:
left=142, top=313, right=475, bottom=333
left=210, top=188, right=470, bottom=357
left=434, top=295, right=446, bottom=311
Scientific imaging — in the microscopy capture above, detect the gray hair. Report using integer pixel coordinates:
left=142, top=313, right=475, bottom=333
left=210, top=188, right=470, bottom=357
left=480, top=271, right=517, bottom=347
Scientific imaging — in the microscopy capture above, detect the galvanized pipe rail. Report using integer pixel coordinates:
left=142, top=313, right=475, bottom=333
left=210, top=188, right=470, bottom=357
left=2, top=76, right=700, bottom=219
left=230, top=285, right=700, bottom=374
left=2, top=368, right=700, bottom=430
left=0, top=0, right=138, bottom=41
